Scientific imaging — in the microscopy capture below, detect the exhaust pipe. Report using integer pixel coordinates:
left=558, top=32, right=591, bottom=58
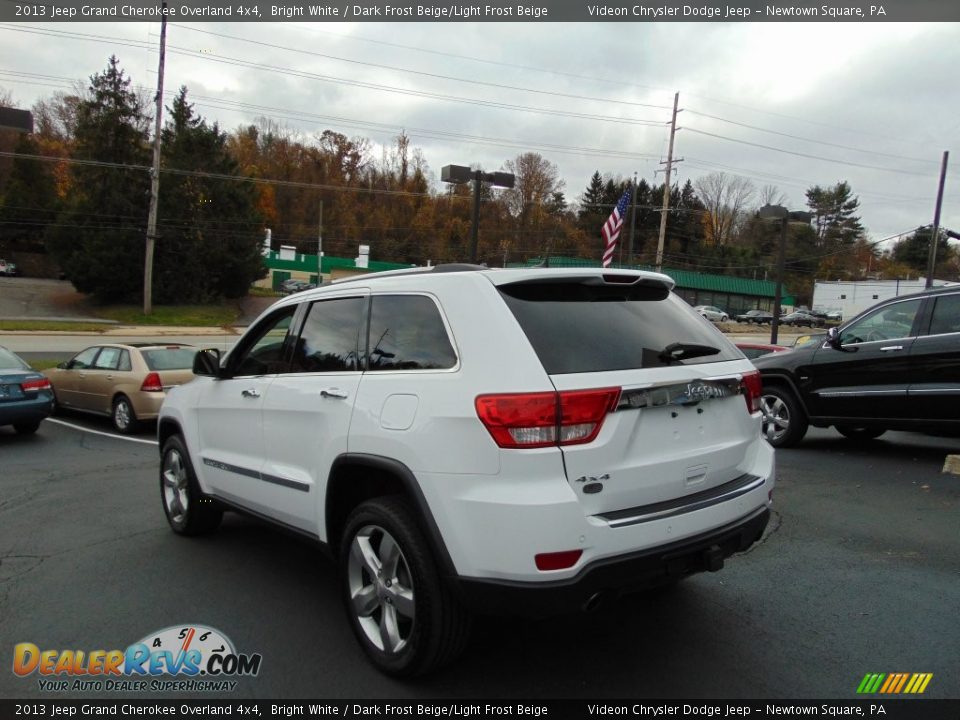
left=582, top=591, right=605, bottom=613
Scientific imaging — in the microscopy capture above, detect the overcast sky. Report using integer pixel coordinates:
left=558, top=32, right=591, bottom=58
left=1, top=20, right=958, bottom=252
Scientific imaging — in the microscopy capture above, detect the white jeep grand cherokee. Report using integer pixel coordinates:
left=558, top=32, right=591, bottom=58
left=158, top=265, right=774, bottom=677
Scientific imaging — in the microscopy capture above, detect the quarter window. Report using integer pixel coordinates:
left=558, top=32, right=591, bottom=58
left=367, top=295, right=457, bottom=371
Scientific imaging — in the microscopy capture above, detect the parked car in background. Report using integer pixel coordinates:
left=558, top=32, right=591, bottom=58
left=0, top=258, right=19, bottom=276
left=0, top=346, right=54, bottom=434
left=736, top=310, right=774, bottom=325
left=693, top=305, right=729, bottom=322
left=279, top=279, right=317, bottom=295
left=792, top=333, right=828, bottom=349
left=736, top=342, right=789, bottom=360
left=779, top=310, right=824, bottom=328
left=753, top=285, right=960, bottom=447
left=45, top=343, right=197, bottom=434
left=159, top=265, right=774, bottom=677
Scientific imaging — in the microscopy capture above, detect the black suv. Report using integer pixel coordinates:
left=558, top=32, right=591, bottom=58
left=753, top=286, right=960, bottom=447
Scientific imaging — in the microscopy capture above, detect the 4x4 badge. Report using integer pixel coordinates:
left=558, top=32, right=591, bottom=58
left=576, top=474, right=610, bottom=494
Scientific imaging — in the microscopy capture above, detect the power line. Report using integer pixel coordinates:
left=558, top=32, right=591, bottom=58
left=684, top=108, right=936, bottom=166
left=168, top=24, right=672, bottom=112
left=683, top=128, right=935, bottom=177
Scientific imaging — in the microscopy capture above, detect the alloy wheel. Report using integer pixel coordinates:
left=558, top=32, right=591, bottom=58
left=347, top=524, right=415, bottom=655
left=760, top=393, right=790, bottom=443
left=162, top=447, right=190, bottom=526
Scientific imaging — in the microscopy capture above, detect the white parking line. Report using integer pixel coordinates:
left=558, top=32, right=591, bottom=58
left=46, top=418, right=158, bottom=446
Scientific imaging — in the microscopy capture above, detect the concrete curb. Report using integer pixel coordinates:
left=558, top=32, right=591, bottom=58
left=2, top=325, right=242, bottom=337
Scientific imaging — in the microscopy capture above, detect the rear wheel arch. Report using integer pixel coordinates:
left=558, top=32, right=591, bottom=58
left=325, top=454, right=457, bottom=578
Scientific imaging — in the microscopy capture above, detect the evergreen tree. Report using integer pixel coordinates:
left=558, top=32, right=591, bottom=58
left=805, top=181, right=864, bottom=249
left=155, top=87, right=265, bottom=302
left=47, top=56, right=149, bottom=302
left=577, top=171, right=605, bottom=225
left=0, top=133, right=60, bottom=252
left=891, top=226, right=955, bottom=278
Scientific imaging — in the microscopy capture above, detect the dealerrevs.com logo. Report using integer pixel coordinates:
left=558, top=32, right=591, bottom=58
left=12, top=625, right=262, bottom=692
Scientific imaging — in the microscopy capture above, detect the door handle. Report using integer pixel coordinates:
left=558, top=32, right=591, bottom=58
left=321, top=388, right=349, bottom=399
left=241, top=388, right=261, bottom=398
left=879, top=346, right=903, bottom=352
left=106, top=375, right=114, bottom=380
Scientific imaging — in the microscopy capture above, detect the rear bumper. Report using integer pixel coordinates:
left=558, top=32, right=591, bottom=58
left=453, top=506, right=770, bottom=617
left=0, top=394, right=54, bottom=427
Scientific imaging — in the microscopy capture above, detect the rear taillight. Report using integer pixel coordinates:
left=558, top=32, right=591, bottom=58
left=742, top=370, right=762, bottom=414
left=475, top=388, right=620, bottom=449
left=20, top=378, right=51, bottom=392
left=140, top=372, right=163, bottom=392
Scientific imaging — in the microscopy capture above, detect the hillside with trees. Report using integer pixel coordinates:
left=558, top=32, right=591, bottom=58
left=0, top=57, right=956, bottom=307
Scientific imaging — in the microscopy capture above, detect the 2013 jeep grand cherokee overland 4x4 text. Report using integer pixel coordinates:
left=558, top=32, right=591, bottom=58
left=157, top=265, right=775, bottom=677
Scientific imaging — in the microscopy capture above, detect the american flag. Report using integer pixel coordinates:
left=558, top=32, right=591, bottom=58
left=601, top=189, right=632, bottom=268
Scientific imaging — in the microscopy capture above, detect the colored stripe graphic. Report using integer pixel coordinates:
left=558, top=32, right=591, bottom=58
left=857, top=673, right=932, bottom=694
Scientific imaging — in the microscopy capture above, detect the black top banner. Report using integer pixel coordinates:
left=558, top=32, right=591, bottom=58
left=2, top=699, right=960, bottom=720
left=1, top=0, right=959, bottom=22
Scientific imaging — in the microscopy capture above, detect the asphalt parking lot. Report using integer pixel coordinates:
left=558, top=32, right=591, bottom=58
left=1, top=416, right=957, bottom=700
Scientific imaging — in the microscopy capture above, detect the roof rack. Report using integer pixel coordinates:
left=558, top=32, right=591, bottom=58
left=331, top=263, right=488, bottom=285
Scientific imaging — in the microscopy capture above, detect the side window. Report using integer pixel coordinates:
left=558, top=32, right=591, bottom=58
left=231, top=308, right=297, bottom=377
left=70, top=347, right=100, bottom=370
left=93, top=347, right=122, bottom=370
left=928, top=294, right=960, bottom=336
left=289, top=297, right=366, bottom=373
left=367, top=295, right=457, bottom=371
left=840, top=298, right=923, bottom=345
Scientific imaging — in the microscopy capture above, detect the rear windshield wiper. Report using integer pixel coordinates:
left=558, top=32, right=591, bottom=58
left=658, top=342, right=720, bottom=364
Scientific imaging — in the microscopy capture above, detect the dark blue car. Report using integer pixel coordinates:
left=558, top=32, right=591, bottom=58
left=0, top=346, right=54, bottom=435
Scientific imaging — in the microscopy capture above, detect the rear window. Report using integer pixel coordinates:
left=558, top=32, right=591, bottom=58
left=0, top=347, right=29, bottom=371
left=141, top=347, right=197, bottom=371
left=499, top=281, right=741, bottom=374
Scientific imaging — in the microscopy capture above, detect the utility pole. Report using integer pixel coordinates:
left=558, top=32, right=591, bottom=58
left=317, top=200, right=324, bottom=281
left=925, top=151, right=949, bottom=289
left=143, top=5, right=167, bottom=315
left=655, top=92, right=680, bottom=273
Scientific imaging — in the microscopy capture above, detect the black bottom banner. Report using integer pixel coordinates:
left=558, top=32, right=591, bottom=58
left=1, top=699, right=958, bottom=720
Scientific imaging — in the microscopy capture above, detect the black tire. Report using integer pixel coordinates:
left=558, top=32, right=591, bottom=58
left=14, top=422, right=40, bottom=435
left=835, top=426, right=887, bottom=441
left=760, top=386, right=808, bottom=448
left=160, top=434, right=222, bottom=535
left=340, top=496, right=472, bottom=678
left=112, top=395, right=140, bottom=434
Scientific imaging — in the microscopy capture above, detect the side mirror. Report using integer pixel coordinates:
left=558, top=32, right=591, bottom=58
left=826, top=326, right=841, bottom=348
left=193, top=348, right=222, bottom=377
left=826, top=326, right=856, bottom=352
left=57, top=361, right=67, bottom=369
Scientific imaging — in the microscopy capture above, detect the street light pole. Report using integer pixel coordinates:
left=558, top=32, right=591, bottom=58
left=759, top=205, right=813, bottom=346
left=441, top=164, right=515, bottom=264
left=771, top=217, right=787, bottom=345
left=470, top=170, right=482, bottom=263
